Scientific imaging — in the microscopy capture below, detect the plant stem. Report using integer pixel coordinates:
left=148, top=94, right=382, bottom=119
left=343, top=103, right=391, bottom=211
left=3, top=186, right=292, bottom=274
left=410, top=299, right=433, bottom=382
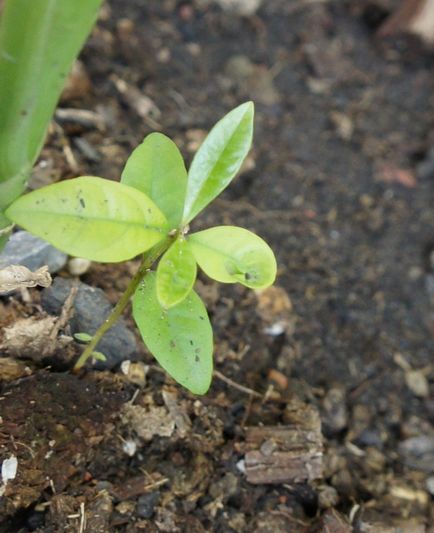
left=73, top=236, right=173, bottom=370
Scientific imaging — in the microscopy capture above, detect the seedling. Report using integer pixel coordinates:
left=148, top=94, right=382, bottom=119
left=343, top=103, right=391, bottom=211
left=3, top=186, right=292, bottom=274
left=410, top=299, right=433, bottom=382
left=5, top=102, right=276, bottom=394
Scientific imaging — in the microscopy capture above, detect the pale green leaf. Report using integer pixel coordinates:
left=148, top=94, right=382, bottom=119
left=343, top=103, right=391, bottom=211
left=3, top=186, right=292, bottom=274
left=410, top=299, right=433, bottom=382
left=121, top=133, right=187, bottom=227
left=92, top=351, right=106, bottom=362
left=133, top=272, right=213, bottom=395
left=156, top=238, right=197, bottom=309
left=182, top=102, right=254, bottom=224
left=188, top=226, right=276, bottom=289
left=74, top=332, right=92, bottom=343
left=5, top=176, right=168, bottom=262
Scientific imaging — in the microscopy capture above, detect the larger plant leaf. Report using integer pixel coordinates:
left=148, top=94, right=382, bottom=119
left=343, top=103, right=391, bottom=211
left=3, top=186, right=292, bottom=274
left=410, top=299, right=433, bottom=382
left=156, top=238, right=197, bottom=309
left=188, top=226, right=276, bottom=289
left=121, top=133, right=187, bottom=227
left=133, top=273, right=213, bottom=395
left=5, top=177, right=168, bottom=262
left=0, top=0, right=103, bottom=213
left=182, top=102, right=254, bottom=224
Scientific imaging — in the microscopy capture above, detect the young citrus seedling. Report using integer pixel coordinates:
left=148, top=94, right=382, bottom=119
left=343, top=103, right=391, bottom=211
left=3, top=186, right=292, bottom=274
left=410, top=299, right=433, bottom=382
left=5, top=102, right=276, bottom=394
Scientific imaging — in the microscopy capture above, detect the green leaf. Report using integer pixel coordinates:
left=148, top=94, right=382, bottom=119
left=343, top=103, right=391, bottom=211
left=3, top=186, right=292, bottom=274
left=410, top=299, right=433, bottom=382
left=74, top=332, right=92, bottom=343
left=92, top=351, right=106, bottom=362
left=121, top=133, right=187, bottom=227
left=156, top=238, right=197, bottom=309
left=182, top=102, right=254, bottom=224
left=188, top=226, right=276, bottom=289
left=5, top=177, right=168, bottom=263
left=0, top=0, right=104, bottom=210
left=133, top=272, right=213, bottom=395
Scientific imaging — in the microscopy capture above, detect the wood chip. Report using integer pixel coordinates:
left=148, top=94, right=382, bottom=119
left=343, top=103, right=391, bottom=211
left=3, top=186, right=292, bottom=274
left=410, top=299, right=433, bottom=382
left=244, top=422, right=323, bottom=484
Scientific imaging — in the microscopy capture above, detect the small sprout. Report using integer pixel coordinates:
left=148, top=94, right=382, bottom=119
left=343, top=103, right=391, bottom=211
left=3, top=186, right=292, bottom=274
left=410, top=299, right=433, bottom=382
left=74, top=332, right=93, bottom=343
left=5, top=102, right=277, bottom=395
left=91, top=351, right=106, bottom=362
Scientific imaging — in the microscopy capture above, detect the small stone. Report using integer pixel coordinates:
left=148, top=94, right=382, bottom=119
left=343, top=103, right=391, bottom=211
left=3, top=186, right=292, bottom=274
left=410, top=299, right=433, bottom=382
left=317, top=484, right=339, bottom=509
left=399, top=435, right=434, bottom=472
left=322, top=387, right=348, bottom=436
left=214, top=0, right=262, bottom=16
left=0, top=231, right=67, bottom=273
left=208, top=473, right=238, bottom=501
left=136, top=492, right=160, bottom=519
left=1, top=455, right=18, bottom=483
left=405, top=369, right=429, bottom=398
left=116, top=500, right=135, bottom=515
left=41, top=278, right=137, bottom=369
left=426, top=476, right=434, bottom=495
left=67, top=257, right=91, bottom=276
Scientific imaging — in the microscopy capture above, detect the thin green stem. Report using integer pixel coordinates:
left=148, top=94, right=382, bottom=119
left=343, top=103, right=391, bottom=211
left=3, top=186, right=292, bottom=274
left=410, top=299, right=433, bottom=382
left=73, top=236, right=173, bottom=370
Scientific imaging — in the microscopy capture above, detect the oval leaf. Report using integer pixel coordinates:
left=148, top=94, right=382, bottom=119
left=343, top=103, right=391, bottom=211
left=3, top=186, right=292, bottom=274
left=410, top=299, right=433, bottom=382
left=188, top=226, right=276, bottom=289
left=157, top=238, right=197, bottom=309
left=133, top=272, right=213, bottom=395
left=121, top=133, right=187, bottom=227
left=5, top=176, right=168, bottom=262
left=182, top=102, right=254, bottom=224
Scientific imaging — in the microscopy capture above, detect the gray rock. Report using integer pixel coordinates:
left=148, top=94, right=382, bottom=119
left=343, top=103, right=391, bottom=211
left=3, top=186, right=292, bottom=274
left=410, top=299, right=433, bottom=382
left=41, top=278, right=137, bottom=369
left=136, top=492, right=160, bottom=519
left=398, top=435, right=434, bottom=473
left=0, top=231, right=67, bottom=273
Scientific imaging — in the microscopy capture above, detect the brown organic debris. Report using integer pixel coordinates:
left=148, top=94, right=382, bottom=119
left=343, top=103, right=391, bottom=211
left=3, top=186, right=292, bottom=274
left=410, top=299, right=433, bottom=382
left=0, top=265, right=51, bottom=293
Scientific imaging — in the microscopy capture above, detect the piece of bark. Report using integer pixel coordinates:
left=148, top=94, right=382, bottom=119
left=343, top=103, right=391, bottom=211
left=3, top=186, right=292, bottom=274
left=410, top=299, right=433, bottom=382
left=244, top=418, right=323, bottom=484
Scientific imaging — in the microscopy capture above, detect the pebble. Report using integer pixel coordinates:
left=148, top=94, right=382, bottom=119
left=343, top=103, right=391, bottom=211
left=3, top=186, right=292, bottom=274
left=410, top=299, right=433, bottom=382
left=136, top=492, right=160, bottom=519
left=398, top=435, right=434, bottom=472
left=405, top=369, right=429, bottom=398
left=41, top=278, right=137, bottom=369
left=426, top=476, right=434, bottom=495
left=67, top=257, right=91, bottom=276
left=208, top=473, right=238, bottom=501
left=322, top=387, right=348, bottom=436
left=0, top=231, right=67, bottom=273
left=317, top=484, right=339, bottom=509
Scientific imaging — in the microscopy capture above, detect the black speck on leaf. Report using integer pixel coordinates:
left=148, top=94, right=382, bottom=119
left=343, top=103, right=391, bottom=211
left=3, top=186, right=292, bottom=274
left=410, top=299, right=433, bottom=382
left=189, top=340, right=194, bottom=345
left=195, top=355, right=200, bottom=362
left=79, top=198, right=85, bottom=208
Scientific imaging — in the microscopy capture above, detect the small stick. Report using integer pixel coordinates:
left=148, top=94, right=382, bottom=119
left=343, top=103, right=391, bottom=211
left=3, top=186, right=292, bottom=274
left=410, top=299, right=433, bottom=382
left=213, top=369, right=262, bottom=398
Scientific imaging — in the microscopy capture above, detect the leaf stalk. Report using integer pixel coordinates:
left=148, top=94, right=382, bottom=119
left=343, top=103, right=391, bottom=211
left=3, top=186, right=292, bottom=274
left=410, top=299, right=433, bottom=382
left=73, top=236, right=173, bottom=370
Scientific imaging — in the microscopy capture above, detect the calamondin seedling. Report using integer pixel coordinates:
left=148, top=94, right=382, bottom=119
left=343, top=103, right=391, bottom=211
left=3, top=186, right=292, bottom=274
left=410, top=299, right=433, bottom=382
left=5, top=102, right=277, bottom=394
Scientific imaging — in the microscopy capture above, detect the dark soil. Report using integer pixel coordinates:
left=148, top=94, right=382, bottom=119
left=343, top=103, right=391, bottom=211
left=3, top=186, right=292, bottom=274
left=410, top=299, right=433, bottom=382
left=1, top=0, right=434, bottom=531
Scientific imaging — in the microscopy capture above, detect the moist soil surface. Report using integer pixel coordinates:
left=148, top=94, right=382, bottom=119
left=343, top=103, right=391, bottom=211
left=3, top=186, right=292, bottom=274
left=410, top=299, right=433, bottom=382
left=1, top=0, right=434, bottom=531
